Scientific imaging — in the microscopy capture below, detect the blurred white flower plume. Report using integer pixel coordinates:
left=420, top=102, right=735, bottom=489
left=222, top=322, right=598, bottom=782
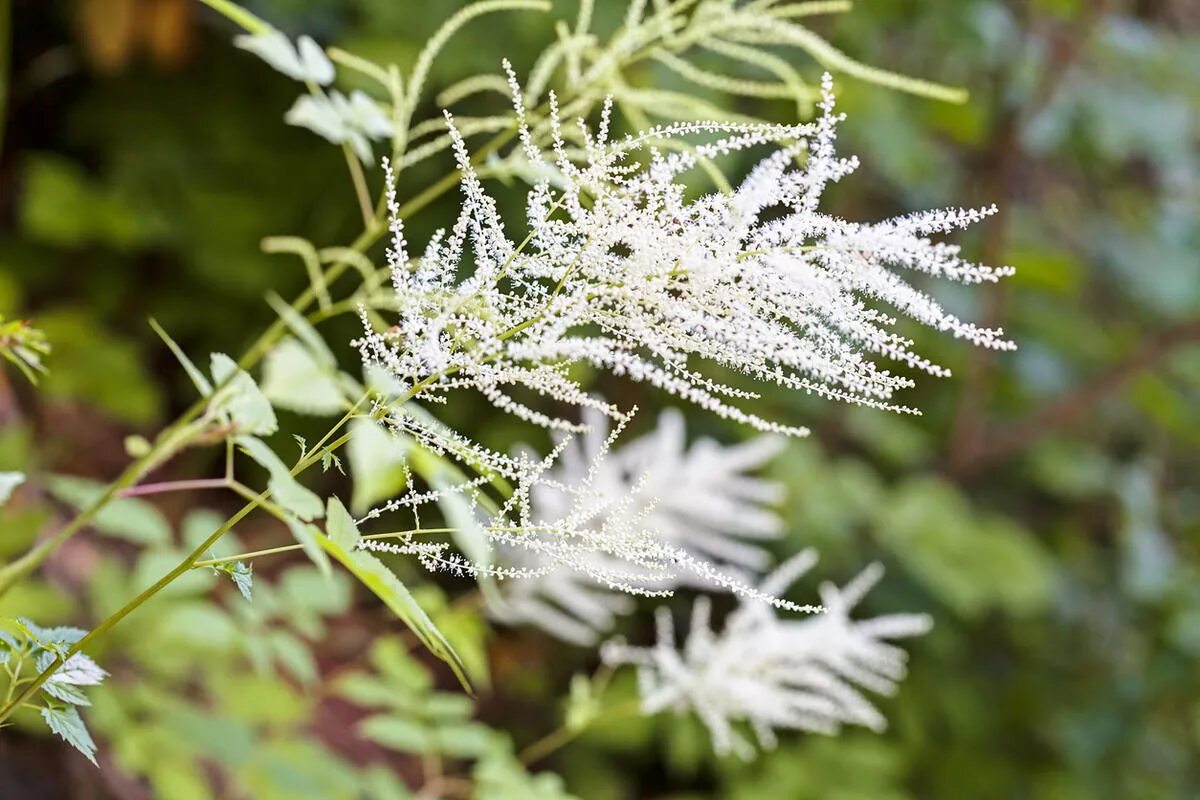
left=488, top=408, right=786, bottom=644
left=601, top=552, right=932, bottom=758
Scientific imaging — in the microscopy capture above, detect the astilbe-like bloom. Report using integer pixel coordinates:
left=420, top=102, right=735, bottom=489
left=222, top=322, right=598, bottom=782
left=357, top=402, right=815, bottom=614
left=355, top=70, right=1014, bottom=441
left=488, top=408, right=786, bottom=645
left=601, top=552, right=932, bottom=758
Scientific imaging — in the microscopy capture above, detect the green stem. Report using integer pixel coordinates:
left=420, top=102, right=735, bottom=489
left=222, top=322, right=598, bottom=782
left=0, top=95, right=517, bottom=597
left=0, top=485, right=268, bottom=723
left=191, top=521, right=568, bottom=569
left=193, top=527, right=459, bottom=568
left=518, top=699, right=642, bottom=764
left=0, top=227, right=385, bottom=600
left=195, top=0, right=270, bottom=34
left=229, top=481, right=291, bottom=523
left=117, top=478, right=231, bottom=498
left=343, top=144, right=376, bottom=229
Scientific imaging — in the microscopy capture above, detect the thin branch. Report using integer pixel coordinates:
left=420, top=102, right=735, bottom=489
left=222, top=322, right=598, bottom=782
left=117, top=478, right=231, bottom=498
left=952, top=318, right=1200, bottom=475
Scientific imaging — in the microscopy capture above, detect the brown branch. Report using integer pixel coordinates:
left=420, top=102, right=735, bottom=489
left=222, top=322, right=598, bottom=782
left=950, top=317, right=1200, bottom=476
left=945, top=1, right=1108, bottom=472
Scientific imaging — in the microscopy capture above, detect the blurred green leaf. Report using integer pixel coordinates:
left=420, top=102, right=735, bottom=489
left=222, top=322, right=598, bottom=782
left=47, top=474, right=171, bottom=545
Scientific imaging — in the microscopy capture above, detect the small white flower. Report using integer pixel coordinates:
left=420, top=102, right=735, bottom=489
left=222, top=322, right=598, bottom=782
left=602, top=553, right=932, bottom=758
left=285, top=90, right=394, bottom=163
left=234, top=29, right=334, bottom=85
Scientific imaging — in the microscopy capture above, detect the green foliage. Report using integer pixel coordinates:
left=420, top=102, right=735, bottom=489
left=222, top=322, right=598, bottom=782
left=878, top=478, right=1053, bottom=618
left=20, top=154, right=155, bottom=251
left=211, top=353, right=280, bottom=436
left=0, top=0, right=1196, bottom=796
left=1, top=619, right=106, bottom=765
left=315, top=505, right=470, bottom=688
left=339, top=636, right=574, bottom=797
left=262, top=337, right=347, bottom=414
left=35, top=310, right=163, bottom=424
left=39, top=706, right=98, bottom=766
left=45, top=475, right=172, bottom=545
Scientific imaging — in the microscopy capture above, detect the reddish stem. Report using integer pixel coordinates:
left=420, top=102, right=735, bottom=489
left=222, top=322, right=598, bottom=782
left=116, top=478, right=230, bottom=498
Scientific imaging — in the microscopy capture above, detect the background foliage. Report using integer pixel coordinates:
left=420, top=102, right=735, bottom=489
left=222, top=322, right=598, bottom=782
left=1, top=0, right=1198, bottom=797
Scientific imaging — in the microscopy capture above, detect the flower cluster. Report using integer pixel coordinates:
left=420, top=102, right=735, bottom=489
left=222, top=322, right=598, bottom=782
left=488, top=408, right=786, bottom=644
left=356, top=402, right=814, bottom=615
left=601, top=553, right=932, bottom=758
left=356, top=71, right=1013, bottom=439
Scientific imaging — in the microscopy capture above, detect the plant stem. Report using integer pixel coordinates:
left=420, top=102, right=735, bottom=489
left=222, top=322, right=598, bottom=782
left=193, top=527, right=458, bottom=568
left=0, top=484, right=269, bottom=723
left=0, top=228, right=384, bottom=599
left=518, top=699, right=642, bottom=764
left=191, top=520, right=567, bottom=568
left=0, top=100, right=518, bottom=598
left=0, top=15, right=656, bottom=698
left=343, top=144, right=376, bottom=229
left=195, top=0, right=269, bottom=34
left=117, top=478, right=231, bottom=498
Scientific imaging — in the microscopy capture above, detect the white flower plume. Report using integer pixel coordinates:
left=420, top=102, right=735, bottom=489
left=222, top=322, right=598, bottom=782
left=488, top=407, right=786, bottom=645
left=356, top=402, right=816, bottom=616
left=356, top=70, right=1014, bottom=440
left=601, top=552, right=932, bottom=758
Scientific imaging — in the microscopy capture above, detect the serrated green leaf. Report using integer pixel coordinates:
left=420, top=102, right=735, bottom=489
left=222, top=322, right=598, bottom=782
left=261, top=337, right=346, bottom=415
left=46, top=475, right=171, bottom=545
left=43, top=680, right=91, bottom=706
left=235, top=436, right=323, bottom=521
left=321, top=451, right=344, bottom=474
left=15, top=617, right=87, bottom=647
left=229, top=561, right=253, bottom=602
left=36, top=650, right=106, bottom=686
left=148, top=318, right=212, bottom=396
left=315, top=534, right=470, bottom=690
left=210, top=353, right=278, bottom=436
left=41, top=705, right=98, bottom=765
